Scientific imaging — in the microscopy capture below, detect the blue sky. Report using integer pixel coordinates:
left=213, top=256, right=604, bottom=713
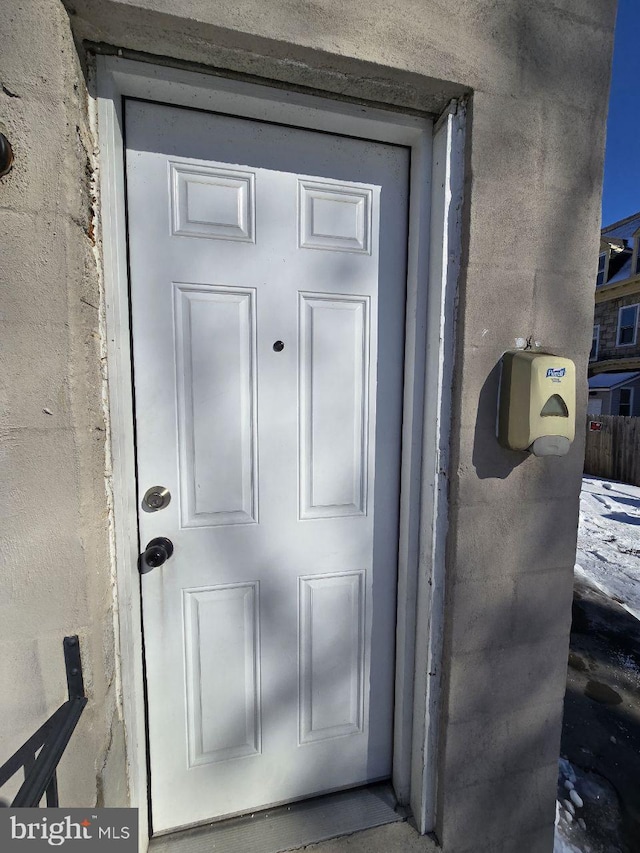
left=601, top=0, right=640, bottom=226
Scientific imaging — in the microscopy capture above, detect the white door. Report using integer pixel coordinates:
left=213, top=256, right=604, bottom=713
left=125, top=99, right=409, bottom=834
left=587, top=397, right=603, bottom=416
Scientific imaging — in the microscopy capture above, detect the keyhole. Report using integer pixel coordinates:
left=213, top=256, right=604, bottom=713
left=273, top=341, right=285, bottom=352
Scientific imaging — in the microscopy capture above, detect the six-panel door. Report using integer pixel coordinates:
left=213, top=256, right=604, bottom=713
left=125, top=99, right=409, bottom=833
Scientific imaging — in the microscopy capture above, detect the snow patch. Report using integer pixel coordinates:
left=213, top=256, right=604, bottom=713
left=569, top=789, right=584, bottom=809
left=575, top=477, right=640, bottom=621
left=554, top=799, right=584, bottom=853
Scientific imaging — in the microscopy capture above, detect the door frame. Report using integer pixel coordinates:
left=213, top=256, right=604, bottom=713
left=96, top=55, right=464, bottom=850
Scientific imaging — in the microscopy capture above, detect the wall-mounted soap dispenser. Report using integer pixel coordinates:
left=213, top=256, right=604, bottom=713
left=498, top=352, right=576, bottom=456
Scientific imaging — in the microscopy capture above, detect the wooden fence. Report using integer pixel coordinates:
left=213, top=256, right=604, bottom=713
left=583, top=414, right=640, bottom=487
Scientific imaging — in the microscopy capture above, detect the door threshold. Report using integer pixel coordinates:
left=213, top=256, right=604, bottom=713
left=149, top=784, right=405, bottom=853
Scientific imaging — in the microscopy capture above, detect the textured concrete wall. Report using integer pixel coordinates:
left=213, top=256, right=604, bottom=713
left=1, top=0, right=616, bottom=850
left=0, top=0, right=126, bottom=808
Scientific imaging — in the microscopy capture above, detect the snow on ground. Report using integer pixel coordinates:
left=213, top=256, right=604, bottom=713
left=554, top=476, right=640, bottom=853
left=555, top=760, right=589, bottom=853
left=554, top=758, right=626, bottom=853
left=575, top=476, right=640, bottom=621
left=555, top=802, right=585, bottom=853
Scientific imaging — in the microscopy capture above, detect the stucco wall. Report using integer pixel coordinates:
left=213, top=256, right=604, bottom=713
left=0, top=0, right=126, bottom=808
left=0, top=1, right=616, bottom=851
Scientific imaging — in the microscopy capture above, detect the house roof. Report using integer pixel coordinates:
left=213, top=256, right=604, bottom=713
left=602, top=211, right=640, bottom=242
left=606, top=249, right=634, bottom=284
left=588, top=371, right=640, bottom=390
left=598, top=211, right=640, bottom=285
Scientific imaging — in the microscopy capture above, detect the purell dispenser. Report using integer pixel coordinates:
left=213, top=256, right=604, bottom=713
left=498, top=352, right=576, bottom=456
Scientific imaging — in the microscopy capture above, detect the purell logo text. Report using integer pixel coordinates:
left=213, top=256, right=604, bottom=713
left=546, top=367, right=566, bottom=378
left=10, top=815, right=93, bottom=846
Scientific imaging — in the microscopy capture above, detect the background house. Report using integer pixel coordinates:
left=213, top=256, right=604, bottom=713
left=589, top=211, right=640, bottom=415
left=587, top=371, right=640, bottom=416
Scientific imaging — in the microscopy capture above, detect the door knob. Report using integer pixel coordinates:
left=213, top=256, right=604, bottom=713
left=139, top=537, right=174, bottom=574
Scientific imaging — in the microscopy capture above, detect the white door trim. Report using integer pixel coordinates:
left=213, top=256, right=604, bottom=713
left=95, top=55, right=463, bottom=850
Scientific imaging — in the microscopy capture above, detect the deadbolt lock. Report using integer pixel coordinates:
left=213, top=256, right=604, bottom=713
left=142, top=486, right=171, bottom=512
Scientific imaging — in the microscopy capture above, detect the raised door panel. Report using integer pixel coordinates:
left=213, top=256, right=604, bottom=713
left=171, top=162, right=256, bottom=242
left=174, top=284, right=258, bottom=527
left=183, top=583, right=261, bottom=766
left=298, top=180, right=372, bottom=253
left=298, top=571, right=365, bottom=744
left=299, top=294, right=370, bottom=519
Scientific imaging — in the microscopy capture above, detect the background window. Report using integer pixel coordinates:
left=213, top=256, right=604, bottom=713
left=617, top=304, right=638, bottom=346
left=618, top=388, right=632, bottom=417
left=590, top=325, right=600, bottom=361
left=596, top=252, right=607, bottom=286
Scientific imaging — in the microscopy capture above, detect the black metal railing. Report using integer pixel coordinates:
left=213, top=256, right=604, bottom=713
left=0, top=635, right=87, bottom=807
